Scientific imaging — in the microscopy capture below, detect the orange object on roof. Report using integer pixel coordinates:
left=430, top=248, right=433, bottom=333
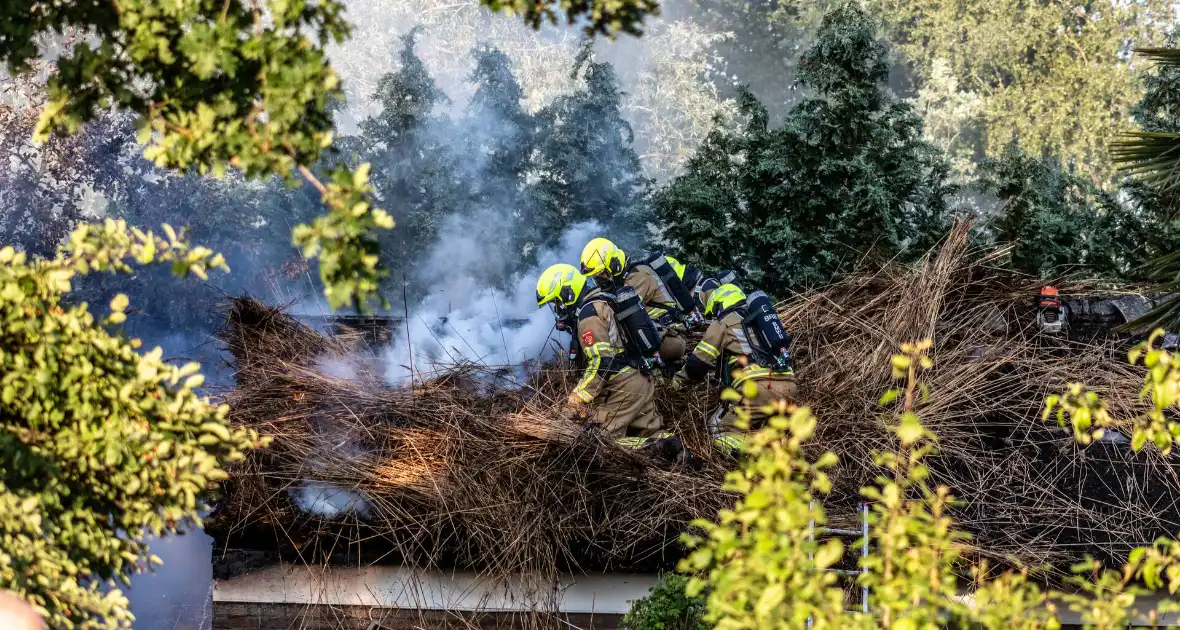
left=1040, top=286, right=1059, bottom=297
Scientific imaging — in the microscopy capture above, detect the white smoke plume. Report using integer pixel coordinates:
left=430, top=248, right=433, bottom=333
left=327, top=0, right=734, bottom=180
left=290, top=482, right=373, bottom=518
left=382, top=220, right=603, bottom=386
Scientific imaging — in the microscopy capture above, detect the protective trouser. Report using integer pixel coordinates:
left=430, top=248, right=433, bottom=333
left=595, top=369, right=661, bottom=439
left=716, top=373, right=798, bottom=434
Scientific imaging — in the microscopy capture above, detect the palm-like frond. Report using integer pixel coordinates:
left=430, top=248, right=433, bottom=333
left=1110, top=132, right=1180, bottom=191
left=1112, top=47, right=1180, bottom=188
left=1115, top=46, right=1180, bottom=330
left=1118, top=249, right=1180, bottom=332
left=1133, top=47, right=1180, bottom=67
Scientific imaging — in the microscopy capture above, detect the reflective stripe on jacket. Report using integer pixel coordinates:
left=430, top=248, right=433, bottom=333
left=676, top=311, right=792, bottom=385
left=571, top=292, right=632, bottom=403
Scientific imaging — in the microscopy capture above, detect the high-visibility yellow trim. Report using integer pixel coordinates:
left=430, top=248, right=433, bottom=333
left=715, top=434, right=744, bottom=451
left=574, top=354, right=602, bottom=400
left=646, top=304, right=670, bottom=320
left=607, top=366, right=634, bottom=380
left=696, top=341, right=719, bottom=359
left=731, top=365, right=793, bottom=388
left=584, top=342, right=613, bottom=359
left=616, top=436, right=651, bottom=449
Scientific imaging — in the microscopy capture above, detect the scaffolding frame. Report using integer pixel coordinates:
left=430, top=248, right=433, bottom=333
left=809, top=502, right=870, bottom=623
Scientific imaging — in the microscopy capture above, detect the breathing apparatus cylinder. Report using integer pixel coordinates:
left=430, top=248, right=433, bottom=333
left=644, top=253, right=697, bottom=316
left=741, top=290, right=792, bottom=371
left=716, top=270, right=739, bottom=289
left=611, top=285, right=663, bottom=366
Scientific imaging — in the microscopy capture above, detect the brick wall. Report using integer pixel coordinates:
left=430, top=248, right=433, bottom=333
left=214, top=602, right=623, bottom=629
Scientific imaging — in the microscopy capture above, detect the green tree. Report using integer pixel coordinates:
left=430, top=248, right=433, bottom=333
left=879, top=0, right=1167, bottom=183
left=342, top=30, right=466, bottom=288
left=692, top=0, right=1165, bottom=184
left=466, top=45, right=535, bottom=214
left=975, top=144, right=1162, bottom=279
left=654, top=3, right=952, bottom=296
left=527, top=43, right=652, bottom=252
left=0, top=70, right=131, bottom=258
left=1, top=0, right=661, bottom=311
left=0, top=219, right=263, bottom=628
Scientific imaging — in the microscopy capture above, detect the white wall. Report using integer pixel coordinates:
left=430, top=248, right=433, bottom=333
left=213, top=566, right=657, bottom=615
left=215, top=565, right=1180, bottom=625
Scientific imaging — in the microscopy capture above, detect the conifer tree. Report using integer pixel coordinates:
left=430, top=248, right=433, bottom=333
left=528, top=44, right=652, bottom=253
left=654, top=3, right=951, bottom=296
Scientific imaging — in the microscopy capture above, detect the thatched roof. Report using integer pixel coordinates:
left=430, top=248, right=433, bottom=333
left=210, top=222, right=1180, bottom=584
left=207, top=296, right=728, bottom=584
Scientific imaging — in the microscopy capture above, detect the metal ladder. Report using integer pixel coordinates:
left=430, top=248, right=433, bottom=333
left=809, top=502, right=870, bottom=621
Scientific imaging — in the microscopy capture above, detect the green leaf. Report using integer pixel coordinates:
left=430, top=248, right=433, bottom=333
left=110, top=294, right=129, bottom=313
left=754, top=583, right=784, bottom=618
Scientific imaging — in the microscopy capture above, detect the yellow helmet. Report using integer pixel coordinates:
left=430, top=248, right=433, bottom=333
left=579, top=237, right=626, bottom=278
left=536, top=263, right=588, bottom=307
left=705, top=283, right=746, bottom=318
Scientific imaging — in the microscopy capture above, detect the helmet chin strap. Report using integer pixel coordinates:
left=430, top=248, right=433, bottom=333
left=595, top=273, right=621, bottom=292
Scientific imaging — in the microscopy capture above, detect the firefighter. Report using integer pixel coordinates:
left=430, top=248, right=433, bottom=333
left=536, top=263, right=661, bottom=440
left=672, top=283, right=796, bottom=449
left=687, top=268, right=739, bottom=316
left=579, top=238, right=691, bottom=365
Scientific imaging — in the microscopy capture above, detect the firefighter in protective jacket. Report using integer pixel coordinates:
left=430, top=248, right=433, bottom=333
left=536, top=264, right=661, bottom=440
left=579, top=238, right=690, bottom=365
left=672, top=284, right=796, bottom=446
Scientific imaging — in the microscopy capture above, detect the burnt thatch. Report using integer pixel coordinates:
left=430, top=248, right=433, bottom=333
left=208, top=296, right=729, bottom=589
left=783, top=220, right=1177, bottom=568
left=211, top=222, right=1180, bottom=589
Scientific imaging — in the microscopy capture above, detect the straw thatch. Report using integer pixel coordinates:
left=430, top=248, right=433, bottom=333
left=210, top=220, right=1180, bottom=588
left=782, top=220, right=1177, bottom=568
left=209, top=297, right=729, bottom=592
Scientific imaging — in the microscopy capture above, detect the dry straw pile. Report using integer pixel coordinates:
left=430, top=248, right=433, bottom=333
left=210, top=295, right=728, bottom=588
left=783, top=220, right=1175, bottom=567
left=212, top=221, right=1180, bottom=585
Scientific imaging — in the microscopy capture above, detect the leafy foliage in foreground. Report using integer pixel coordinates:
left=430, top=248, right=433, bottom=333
left=0, top=0, right=660, bottom=311
left=619, top=573, right=707, bottom=630
left=0, top=220, right=264, bottom=629
left=673, top=339, right=1180, bottom=630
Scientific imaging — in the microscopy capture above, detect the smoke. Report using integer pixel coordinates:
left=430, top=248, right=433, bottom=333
left=327, top=0, right=734, bottom=179
left=290, top=482, right=373, bottom=518
left=382, top=220, right=602, bottom=386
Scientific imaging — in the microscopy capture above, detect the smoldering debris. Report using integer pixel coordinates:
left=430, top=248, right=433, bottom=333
left=213, top=224, right=1180, bottom=588
left=211, top=295, right=729, bottom=587
left=781, top=220, right=1178, bottom=569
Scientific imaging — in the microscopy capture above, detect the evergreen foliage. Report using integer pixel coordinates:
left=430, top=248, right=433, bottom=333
left=653, top=3, right=952, bottom=296
left=693, top=0, right=1167, bottom=183
left=0, top=220, right=263, bottom=628
left=334, top=37, right=649, bottom=282
left=528, top=43, right=653, bottom=255
left=976, top=145, right=1159, bottom=278
left=351, top=30, right=463, bottom=287
left=0, top=0, right=660, bottom=311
